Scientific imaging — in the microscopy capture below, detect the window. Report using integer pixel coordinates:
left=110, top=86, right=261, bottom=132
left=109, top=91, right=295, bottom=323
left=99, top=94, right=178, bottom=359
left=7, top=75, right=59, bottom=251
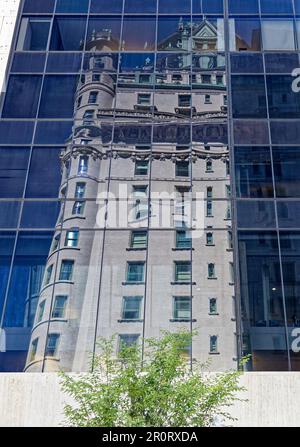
left=132, top=185, right=148, bottom=198
left=127, top=262, right=145, bottom=283
left=208, top=263, right=216, bottom=279
left=210, top=335, right=218, bottom=353
left=92, top=74, right=100, bottom=82
left=78, top=156, right=88, bottom=174
left=83, top=110, right=94, bottom=124
left=231, top=75, right=267, bottom=119
left=176, top=230, right=192, bottom=249
left=207, top=187, right=213, bottom=199
left=216, top=75, right=223, bottom=85
left=261, top=19, right=295, bottom=51
left=209, top=298, right=217, bottom=315
left=29, top=338, right=38, bottom=363
left=137, top=93, right=151, bottom=105
left=175, top=161, right=189, bottom=177
left=178, top=95, right=191, bottom=107
left=229, top=262, right=235, bottom=284
left=17, top=17, right=51, bottom=51
left=131, top=231, right=147, bottom=249
left=72, top=201, right=85, bottom=215
left=50, top=17, right=87, bottom=51
left=205, top=94, right=211, bottom=104
left=45, top=333, right=60, bottom=357
left=52, top=296, right=68, bottom=319
left=44, top=265, right=53, bottom=285
left=202, top=75, right=211, bottom=84
left=37, top=301, right=45, bottom=323
left=175, top=261, right=191, bottom=282
left=206, top=160, right=213, bottom=172
left=119, top=334, right=140, bottom=351
left=65, top=230, right=79, bottom=248
left=228, top=230, right=233, bottom=249
left=122, top=296, right=142, bottom=320
left=75, top=183, right=86, bottom=199
left=229, top=18, right=261, bottom=51
left=173, top=296, right=191, bottom=320
left=139, top=74, right=151, bottom=83
left=88, top=92, right=98, bottom=104
left=52, top=234, right=60, bottom=252
left=206, top=232, right=214, bottom=245
left=59, top=260, right=74, bottom=281
left=135, top=160, right=149, bottom=176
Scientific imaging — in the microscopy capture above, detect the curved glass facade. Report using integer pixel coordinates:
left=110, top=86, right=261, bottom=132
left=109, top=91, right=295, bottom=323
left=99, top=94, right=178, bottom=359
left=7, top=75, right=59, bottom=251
left=0, top=0, right=300, bottom=372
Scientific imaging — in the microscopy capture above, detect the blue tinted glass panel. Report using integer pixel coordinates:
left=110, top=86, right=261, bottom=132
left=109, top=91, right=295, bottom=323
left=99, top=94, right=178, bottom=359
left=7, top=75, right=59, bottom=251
left=270, top=121, right=300, bottom=145
left=264, top=53, right=299, bottom=73
left=23, top=0, right=55, bottom=13
left=230, top=53, right=263, bottom=73
left=228, top=0, right=259, bottom=14
left=231, top=75, right=267, bottom=118
left=11, top=53, right=46, bottom=73
left=0, top=122, right=34, bottom=145
left=56, top=0, right=89, bottom=13
left=25, top=148, right=62, bottom=198
left=233, top=120, right=269, bottom=145
left=34, top=121, right=73, bottom=144
left=230, top=18, right=262, bottom=51
left=21, top=202, right=61, bottom=228
left=273, top=147, right=300, bottom=198
left=38, top=75, right=78, bottom=118
left=0, top=148, right=30, bottom=198
left=277, top=202, right=300, bottom=228
left=119, top=53, right=155, bottom=72
left=86, top=17, right=122, bottom=51
left=46, top=53, right=82, bottom=72
left=122, top=16, right=156, bottom=51
left=260, top=0, right=293, bottom=14
left=2, top=75, right=42, bottom=118
left=267, top=75, right=300, bottom=118
left=157, top=16, right=190, bottom=51
left=237, top=200, right=276, bottom=228
left=125, top=0, right=157, bottom=13
left=158, top=0, right=190, bottom=14
left=50, top=17, right=87, bottom=51
left=90, top=0, right=123, bottom=13
left=0, top=202, right=21, bottom=228
left=193, top=0, right=223, bottom=13
left=16, top=18, right=51, bottom=51
left=0, top=232, right=15, bottom=319
left=295, top=0, right=300, bottom=13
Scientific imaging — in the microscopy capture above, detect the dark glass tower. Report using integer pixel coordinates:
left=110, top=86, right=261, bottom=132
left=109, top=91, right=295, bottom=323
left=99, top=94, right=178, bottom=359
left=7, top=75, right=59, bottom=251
left=0, top=0, right=300, bottom=372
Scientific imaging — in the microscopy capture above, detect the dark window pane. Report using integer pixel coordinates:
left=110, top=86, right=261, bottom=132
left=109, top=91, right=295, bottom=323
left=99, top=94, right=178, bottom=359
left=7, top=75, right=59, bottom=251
left=260, top=0, right=293, bottom=14
left=25, top=148, right=62, bottom=198
left=270, top=121, right=300, bottom=145
left=23, top=0, right=55, bottom=13
left=264, top=53, right=299, bottom=74
left=273, top=147, right=300, bottom=198
left=0, top=148, right=30, bottom=198
left=34, top=121, right=73, bottom=144
left=50, top=17, right=87, bottom=51
left=56, top=0, right=89, bottom=13
left=16, top=17, right=51, bottom=51
left=11, top=53, right=46, bottom=73
left=0, top=202, right=21, bottom=228
left=295, top=0, right=300, bottom=13
left=233, top=120, right=269, bottom=145
left=90, top=0, right=123, bottom=13
left=159, top=0, right=190, bottom=14
left=86, top=16, right=122, bottom=51
left=228, top=0, right=259, bottom=14
left=119, top=53, right=155, bottom=72
left=122, top=16, right=156, bottom=51
left=2, top=75, right=42, bottom=118
left=230, top=19, right=262, bottom=51
left=158, top=16, right=190, bottom=51
left=231, top=75, right=267, bottom=118
left=125, top=0, right=157, bottom=13
left=0, top=122, right=34, bottom=145
left=234, top=146, right=273, bottom=198
left=237, top=200, right=276, bottom=228
left=0, top=232, right=15, bottom=320
left=38, top=75, right=78, bottom=118
left=202, top=0, right=223, bottom=14
left=267, top=75, right=300, bottom=119
left=21, top=202, right=61, bottom=228
left=46, top=53, right=82, bottom=72
left=277, top=202, right=300, bottom=228
left=230, top=53, right=263, bottom=73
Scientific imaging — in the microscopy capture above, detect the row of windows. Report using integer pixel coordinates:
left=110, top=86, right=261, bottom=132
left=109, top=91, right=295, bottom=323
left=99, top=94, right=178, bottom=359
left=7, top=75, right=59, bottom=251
left=29, top=332, right=219, bottom=364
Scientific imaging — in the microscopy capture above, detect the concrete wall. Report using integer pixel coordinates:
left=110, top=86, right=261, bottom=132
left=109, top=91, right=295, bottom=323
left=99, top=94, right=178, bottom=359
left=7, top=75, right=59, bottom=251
left=0, top=372, right=299, bottom=427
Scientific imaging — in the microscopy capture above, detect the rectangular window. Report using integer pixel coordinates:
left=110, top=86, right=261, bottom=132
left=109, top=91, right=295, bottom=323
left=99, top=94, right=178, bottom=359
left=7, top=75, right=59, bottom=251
left=206, top=232, right=214, bottom=245
left=17, top=17, right=51, bottom=51
left=37, top=300, right=45, bottom=323
left=78, top=156, right=88, bottom=174
left=52, top=295, right=68, bottom=319
left=178, top=95, right=191, bottom=107
left=59, top=260, right=74, bottom=281
left=75, top=183, right=86, bottom=198
left=209, top=298, right=217, bottom=314
left=208, top=263, right=216, bottom=279
left=173, top=296, right=191, bottom=320
left=229, top=262, right=235, bottom=284
left=176, top=230, right=192, bottom=249
left=202, top=75, right=211, bottom=84
left=29, top=338, right=38, bottom=363
left=205, top=94, right=211, bottom=104
left=44, top=264, right=53, bottom=285
left=65, top=230, right=79, bottom=247
left=210, top=335, right=218, bottom=353
left=92, top=74, right=100, bottom=82
left=119, top=334, right=140, bottom=351
left=72, top=201, right=85, bottom=215
left=137, top=93, right=151, bottom=105
left=135, top=160, right=149, bottom=176
left=175, top=161, right=189, bottom=177
left=131, top=231, right=147, bottom=249
left=175, top=261, right=191, bottom=282
left=127, top=262, right=145, bottom=283
left=88, top=91, right=98, bottom=104
left=261, top=19, right=295, bottom=51
left=45, top=333, right=60, bottom=357
left=52, top=234, right=60, bottom=252
left=122, top=296, right=142, bottom=320
left=132, top=185, right=148, bottom=198
left=206, top=160, right=213, bottom=172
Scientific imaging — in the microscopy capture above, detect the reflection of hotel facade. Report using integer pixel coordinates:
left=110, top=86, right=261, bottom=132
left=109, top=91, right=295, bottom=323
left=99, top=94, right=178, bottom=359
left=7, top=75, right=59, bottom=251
left=1, top=0, right=300, bottom=373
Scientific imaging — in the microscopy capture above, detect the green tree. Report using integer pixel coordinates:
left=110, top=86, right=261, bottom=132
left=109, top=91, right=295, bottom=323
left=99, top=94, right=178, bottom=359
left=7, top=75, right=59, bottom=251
left=60, top=330, right=247, bottom=427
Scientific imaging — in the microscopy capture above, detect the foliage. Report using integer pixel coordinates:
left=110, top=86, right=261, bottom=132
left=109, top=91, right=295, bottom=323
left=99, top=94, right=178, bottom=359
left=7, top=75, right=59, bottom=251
left=60, top=330, right=247, bottom=427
